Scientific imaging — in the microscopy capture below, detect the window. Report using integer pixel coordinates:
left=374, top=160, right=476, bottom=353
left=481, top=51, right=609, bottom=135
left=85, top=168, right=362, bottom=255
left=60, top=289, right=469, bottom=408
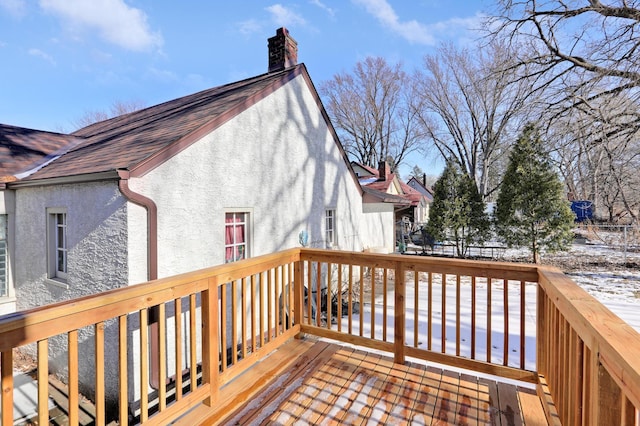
left=325, top=209, right=335, bottom=248
left=225, top=212, right=248, bottom=263
left=48, top=209, right=67, bottom=281
left=0, top=215, right=7, bottom=297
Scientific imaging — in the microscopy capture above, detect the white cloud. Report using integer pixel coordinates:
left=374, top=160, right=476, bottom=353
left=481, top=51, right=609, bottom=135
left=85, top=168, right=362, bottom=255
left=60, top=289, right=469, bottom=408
left=39, top=0, right=163, bottom=52
left=309, top=0, right=335, bottom=18
left=265, top=4, right=306, bottom=27
left=238, top=18, right=263, bottom=36
left=353, top=0, right=483, bottom=46
left=0, top=0, right=26, bottom=18
left=28, top=47, right=56, bottom=65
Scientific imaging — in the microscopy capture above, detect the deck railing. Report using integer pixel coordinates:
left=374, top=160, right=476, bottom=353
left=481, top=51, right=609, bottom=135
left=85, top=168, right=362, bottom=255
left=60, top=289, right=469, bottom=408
left=0, top=248, right=638, bottom=425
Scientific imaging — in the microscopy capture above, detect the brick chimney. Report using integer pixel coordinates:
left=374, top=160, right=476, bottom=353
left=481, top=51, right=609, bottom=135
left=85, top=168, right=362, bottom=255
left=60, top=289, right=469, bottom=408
left=268, top=27, right=298, bottom=72
left=378, top=161, right=388, bottom=181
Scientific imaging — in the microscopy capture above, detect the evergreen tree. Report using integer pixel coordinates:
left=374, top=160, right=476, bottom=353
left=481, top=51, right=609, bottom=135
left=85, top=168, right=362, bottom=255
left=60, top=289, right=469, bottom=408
left=426, top=160, right=490, bottom=257
left=495, top=124, right=575, bottom=263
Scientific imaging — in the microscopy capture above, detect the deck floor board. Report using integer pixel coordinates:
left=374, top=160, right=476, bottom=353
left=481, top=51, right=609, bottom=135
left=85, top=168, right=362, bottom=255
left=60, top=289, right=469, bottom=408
left=188, top=337, right=548, bottom=425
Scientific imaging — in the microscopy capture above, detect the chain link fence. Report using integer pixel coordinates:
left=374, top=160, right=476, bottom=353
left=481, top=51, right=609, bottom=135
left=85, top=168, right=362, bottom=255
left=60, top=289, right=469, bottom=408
left=574, top=224, right=640, bottom=263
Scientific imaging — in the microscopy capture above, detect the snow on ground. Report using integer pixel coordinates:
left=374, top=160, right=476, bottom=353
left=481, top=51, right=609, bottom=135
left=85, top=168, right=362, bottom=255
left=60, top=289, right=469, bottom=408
left=521, top=240, right=640, bottom=332
left=334, top=234, right=639, bottom=381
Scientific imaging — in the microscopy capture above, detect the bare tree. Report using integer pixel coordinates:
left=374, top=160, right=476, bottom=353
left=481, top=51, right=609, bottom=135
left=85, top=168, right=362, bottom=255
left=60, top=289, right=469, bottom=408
left=548, top=91, right=640, bottom=223
left=319, top=57, right=424, bottom=169
left=414, top=41, right=533, bottom=200
left=72, top=99, right=146, bottom=130
left=490, top=0, right=640, bottom=135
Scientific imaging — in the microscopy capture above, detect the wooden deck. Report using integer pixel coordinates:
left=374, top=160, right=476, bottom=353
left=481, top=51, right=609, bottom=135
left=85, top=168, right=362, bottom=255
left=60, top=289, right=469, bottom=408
left=177, top=337, right=548, bottom=425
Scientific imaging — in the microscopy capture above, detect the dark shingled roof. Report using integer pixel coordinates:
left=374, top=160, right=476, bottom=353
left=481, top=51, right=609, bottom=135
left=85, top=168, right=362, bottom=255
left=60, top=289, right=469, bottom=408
left=0, top=124, right=81, bottom=181
left=1, top=66, right=302, bottom=183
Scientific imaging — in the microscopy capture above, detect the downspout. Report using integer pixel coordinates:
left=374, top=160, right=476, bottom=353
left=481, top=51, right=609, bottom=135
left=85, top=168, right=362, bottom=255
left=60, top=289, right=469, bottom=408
left=117, top=170, right=161, bottom=388
left=117, top=170, right=158, bottom=280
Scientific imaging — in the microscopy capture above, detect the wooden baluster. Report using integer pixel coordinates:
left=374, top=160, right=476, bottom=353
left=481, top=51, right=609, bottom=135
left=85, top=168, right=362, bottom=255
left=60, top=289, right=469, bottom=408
left=503, top=278, right=509, bottom=366
left=241, top=277, right=247, bottom=357
left=220, top=284, right=228, bottom=370
left=37, top=339, right=49, bottom=425
left=328, top=263, right=333, bottom=331
left=337, top=264, right=343, bottom=333
left=359, top=266, right=364, bottom=337
left=471, top=276, right=476, bottom=360
left=456, top=275, right=461, bottom=357
left=348, top=264, right=353, bottom=335
left=275, top=268, right=280, bottom=336
left=520, top=280, right=525, bottom=370
left=394, top=261, right=406, bottom=364
left=158, top=303, right=167, bottom=411
left=189, top=293, right=197, bottom=392
left=383, top=268, right=388, bottom=342
left=317, top=264, right=322, bottom=328
left=370, top=266, right=375, bottom=338
left=414, top=271, right=419, bottom=347
left=69, top=330, right=80, bottom=425
left=428, top=272, right=433, bottom=351
left=202, top=278, right=220, bottom=406
left=441, top=273, right=446, bottom=354
left=232, top=280, right=239, bottom=364
left=251, top=275, right=257, bottom=349
left=95, top=322, right=105, bottom=425
left=294, top=260, right=304, bottom=338
left=487, top=277, right=492, bottom=363
left=307, top=262, right=312, bottom=326
left=174, top=299, right=182, bottom=402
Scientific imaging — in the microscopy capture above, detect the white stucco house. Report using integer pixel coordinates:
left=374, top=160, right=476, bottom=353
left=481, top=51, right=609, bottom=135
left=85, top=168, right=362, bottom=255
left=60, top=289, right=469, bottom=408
left=0, top=28, right=395, bottom=409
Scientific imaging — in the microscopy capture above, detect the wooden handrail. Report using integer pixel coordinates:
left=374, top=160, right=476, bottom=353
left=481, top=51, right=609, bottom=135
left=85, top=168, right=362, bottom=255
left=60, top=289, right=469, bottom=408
left=537, top=265, right=640, bottom=425
left=0, top=248, right=638, bottom=425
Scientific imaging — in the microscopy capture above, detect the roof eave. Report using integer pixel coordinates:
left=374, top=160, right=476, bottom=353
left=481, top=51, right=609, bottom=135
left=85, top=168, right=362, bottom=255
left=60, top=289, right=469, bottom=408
left=7, top=170, right=121, bottom=188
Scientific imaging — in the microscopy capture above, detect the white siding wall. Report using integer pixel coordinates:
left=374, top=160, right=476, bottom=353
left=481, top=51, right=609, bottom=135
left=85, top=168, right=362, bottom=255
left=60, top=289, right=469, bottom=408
left=129, top=74, right=388, bottom=278
left=13, top=181, right=128, bottom=401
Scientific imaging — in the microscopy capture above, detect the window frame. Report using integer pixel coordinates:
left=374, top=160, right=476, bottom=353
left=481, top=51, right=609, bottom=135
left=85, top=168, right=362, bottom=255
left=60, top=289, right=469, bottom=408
left=224, top=211, right=251, bottom=263
left=47, top=208, right=68, bottom=283
left=325, top=209, right=336, bottom=248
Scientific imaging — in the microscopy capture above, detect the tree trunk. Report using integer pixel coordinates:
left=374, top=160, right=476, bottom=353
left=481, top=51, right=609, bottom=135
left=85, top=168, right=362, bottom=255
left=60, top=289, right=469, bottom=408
left=531, top=223, right=540, bottom=264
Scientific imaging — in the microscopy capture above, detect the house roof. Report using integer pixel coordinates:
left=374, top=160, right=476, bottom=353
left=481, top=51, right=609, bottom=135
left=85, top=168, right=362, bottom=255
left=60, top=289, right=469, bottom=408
left=361, top=186, right=411, bottom=205
left=351, top=161, right=426, bottom=207
left=2, top=64, right=358, bottom=189
left=0, top=124, right=82, bottom=182
left=407, top=176, right=434, bottom=201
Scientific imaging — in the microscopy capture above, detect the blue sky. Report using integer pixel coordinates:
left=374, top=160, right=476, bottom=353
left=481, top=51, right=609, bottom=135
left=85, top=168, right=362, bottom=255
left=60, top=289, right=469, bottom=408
left=0, top=0, right=491, bottom=175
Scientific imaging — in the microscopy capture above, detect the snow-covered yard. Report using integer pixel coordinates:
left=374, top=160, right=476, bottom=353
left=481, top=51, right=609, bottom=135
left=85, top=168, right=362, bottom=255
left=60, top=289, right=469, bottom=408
left=339, top=235, right=639, bottom=379
left=517, top=240, right=640, bottom=332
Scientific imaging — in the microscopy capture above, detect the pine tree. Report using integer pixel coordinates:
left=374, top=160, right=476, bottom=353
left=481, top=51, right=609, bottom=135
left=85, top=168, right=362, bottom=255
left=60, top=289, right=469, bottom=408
left=495, top=124, right=575, bottom=263
left=426, top=160, right=490, bottom=257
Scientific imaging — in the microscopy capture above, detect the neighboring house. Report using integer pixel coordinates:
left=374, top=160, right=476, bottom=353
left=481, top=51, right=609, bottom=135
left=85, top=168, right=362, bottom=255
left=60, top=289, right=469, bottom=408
left=352, top=160, right=431, bottom=230
left=406, top=175, right=434, bottom=225
left=0, top=28, right=395, bottom=406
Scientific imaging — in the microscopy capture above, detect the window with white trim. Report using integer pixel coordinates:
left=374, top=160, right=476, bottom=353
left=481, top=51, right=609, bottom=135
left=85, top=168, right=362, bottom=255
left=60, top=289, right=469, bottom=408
left=325, top=209, right=335, bottom=248
left=225, top=212, right=249, bottom=263
left=0, top=215, right=7, bottom=297
left=47, top=209, right=68, bottom=282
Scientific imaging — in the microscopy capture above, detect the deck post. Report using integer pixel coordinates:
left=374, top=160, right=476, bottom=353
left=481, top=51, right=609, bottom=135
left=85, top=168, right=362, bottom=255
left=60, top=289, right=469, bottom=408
left=294, top=260, right=305, bottom=339
left=394, top=261, right=406, bottom=364
left=1, top=350, right=13, bottom=426
left=202, top=278, right=220, bottom=406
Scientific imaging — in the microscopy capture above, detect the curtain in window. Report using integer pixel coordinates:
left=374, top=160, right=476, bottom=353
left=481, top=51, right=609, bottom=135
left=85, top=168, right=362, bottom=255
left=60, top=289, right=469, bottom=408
left=225, top=213, right=245, bottom=262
